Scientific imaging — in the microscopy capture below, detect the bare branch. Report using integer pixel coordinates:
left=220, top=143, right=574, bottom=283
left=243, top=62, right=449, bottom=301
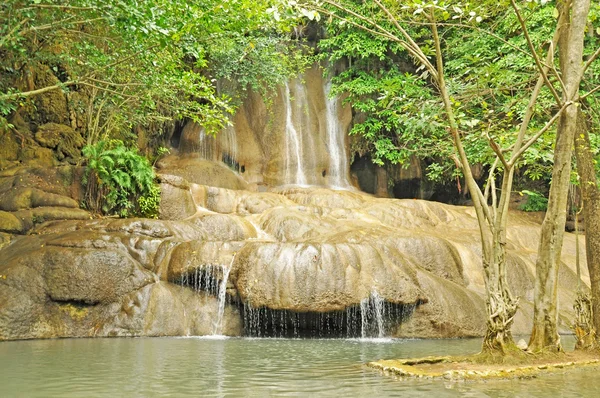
left=488, top=135, right=510, bottom=170
left=78, top=82, right=140, bottom=100
left=0, top=18, right=30, bottom=49
left=87, top=78, right=146, bottom=88
left=22, top=4, right=101, bottom=11
left=580, top=83, right=600, bottom=100
left=510, top=0, right=562, bottom=104
left=0, top=81, right=78, bottom=101
left=22, top=17, right=107, bottom=35
left=583, top=46, right=600, bottom=73
left=510, top=101, right=571, bottom=163
left=484, top=157, right=500, bottom=203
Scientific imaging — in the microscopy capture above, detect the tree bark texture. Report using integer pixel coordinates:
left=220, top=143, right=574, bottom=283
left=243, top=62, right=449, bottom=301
left=574, top=111, right=600, bottom=346
left=529, top=0, right=591, bottom=352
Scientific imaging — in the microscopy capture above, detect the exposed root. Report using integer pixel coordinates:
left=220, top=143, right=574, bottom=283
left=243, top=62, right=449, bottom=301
left=573, top=291, right=597, bottom=350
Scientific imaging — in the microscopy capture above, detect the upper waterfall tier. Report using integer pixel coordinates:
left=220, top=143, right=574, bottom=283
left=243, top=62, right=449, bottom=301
left=174, top=64, right=353, bottom=190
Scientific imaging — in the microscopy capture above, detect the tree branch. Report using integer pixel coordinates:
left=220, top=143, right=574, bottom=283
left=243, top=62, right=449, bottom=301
left=510, top=101, right=571, bottom=164
left=0, top=18, right=30, bottom=49
left=488, top=135, right=510, bottom=170
left=0, top=81, right=78, bottom=101
left=22, top=17, right=107, bottom=35
left=510, top=0, right=562, bottom=104
left=583, top=46, right=600, bottom=73
left=372, top=0, right=437, bottom=76
left=22, top=4, right=101, bottom=11
left=580, top=83, right=600, bottom=100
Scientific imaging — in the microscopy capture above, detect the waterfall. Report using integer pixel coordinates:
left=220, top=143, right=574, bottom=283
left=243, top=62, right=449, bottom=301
left=359, top=291, right=386, bottom=339
left=283, top=82, right=308, bottom=186
left=220, top=123, right=239, bottom=171
left=324, top=81, right=351, bottom=188
left=212, top=256, right=235, bottom=336
left=185, top=120, right=239, bottom=171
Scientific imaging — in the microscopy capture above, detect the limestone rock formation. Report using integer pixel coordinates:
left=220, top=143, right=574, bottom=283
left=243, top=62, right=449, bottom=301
left=0, top=162, right=589, bottom=340
left=0, top=218, right=242, bottom=340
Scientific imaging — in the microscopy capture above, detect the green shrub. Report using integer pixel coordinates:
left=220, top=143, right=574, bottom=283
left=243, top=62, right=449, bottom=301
left=519, top=190, right=548, bottom=212
left=82, top=140, right=160, bottom=218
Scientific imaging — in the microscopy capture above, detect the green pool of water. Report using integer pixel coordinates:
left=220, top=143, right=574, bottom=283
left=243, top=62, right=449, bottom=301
left=0, top=336, right=596, bottom=397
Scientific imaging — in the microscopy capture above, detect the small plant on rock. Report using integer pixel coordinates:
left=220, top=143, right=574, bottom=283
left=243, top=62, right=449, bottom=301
left=82, top=140, right=160, bottom=218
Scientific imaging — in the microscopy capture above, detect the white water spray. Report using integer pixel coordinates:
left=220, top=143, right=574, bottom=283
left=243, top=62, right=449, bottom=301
left=360, top=291, right=386, bottom=339
left=324, top=81, right=350, bottom=188
left=283, top=82, right=308, bottom=185
left=212, top=255, right=235, bottom=336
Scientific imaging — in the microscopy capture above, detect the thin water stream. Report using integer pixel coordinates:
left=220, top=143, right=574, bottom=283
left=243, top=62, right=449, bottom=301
left=0, top=336, right=596, bottom=397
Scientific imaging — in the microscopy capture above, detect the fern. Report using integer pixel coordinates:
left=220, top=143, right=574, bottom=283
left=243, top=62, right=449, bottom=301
left=82, top=140, right=160, bottom=218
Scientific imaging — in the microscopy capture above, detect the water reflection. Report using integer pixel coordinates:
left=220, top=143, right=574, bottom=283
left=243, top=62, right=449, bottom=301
left=0, top=336, right=595, bottom=397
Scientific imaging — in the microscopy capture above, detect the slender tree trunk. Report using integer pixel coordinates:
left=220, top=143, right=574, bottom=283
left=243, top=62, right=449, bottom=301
left=574, top=111, right=600, bottom=347
left=430, top=17, right=518, bottom=353
left=529, top=0, right=591, bottom=352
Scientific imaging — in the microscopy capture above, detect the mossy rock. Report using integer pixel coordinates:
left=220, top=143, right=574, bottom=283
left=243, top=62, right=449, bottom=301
left=0, top=187, right=78, bottom=212
left=0, top=211, right=24, bottom=234
left=17, top=147, right=55, bottom=168
left=32, top=66, right=70, bottom=126
left=35, top=123, right=84, bottom=162
left=0, top=131, right=20, bottom=162
left=0, top=232, right=12, bottom=249
left=14, top=207, right=90, bottom=232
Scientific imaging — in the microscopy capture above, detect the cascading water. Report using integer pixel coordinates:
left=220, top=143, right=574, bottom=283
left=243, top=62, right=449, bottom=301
left=359, top=291, right=386, bottom=339
left=177, top=258, right=236, bottom=336
left=324, top=80, right=351, bottom=188
left=212, top=255, right=235, bottom=336
left=283, top=82, right=308, bottom=186
left=186, top=120, right=239, bottom=171
left=241, top=295, right=414, bottom=338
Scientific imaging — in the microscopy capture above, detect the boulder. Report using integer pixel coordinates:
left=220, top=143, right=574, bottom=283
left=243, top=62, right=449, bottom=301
left=35, top=123, right=84, bottom=162
left=0, top=211, right=23, bottom=234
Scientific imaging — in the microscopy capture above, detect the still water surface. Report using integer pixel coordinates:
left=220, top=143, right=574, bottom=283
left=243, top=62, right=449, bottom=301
left=0, top=336, right=598, bottom=397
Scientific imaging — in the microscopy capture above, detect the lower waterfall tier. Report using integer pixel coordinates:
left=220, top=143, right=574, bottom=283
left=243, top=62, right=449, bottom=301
left=0, top=176, right=588, bottom=340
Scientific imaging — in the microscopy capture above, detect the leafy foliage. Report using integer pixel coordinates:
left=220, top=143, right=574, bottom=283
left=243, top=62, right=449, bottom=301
left=83, top=140, right=159, bottom=218
left=519, top=190, right=548, bottom=212
left=0, top=0, right=308, bottom=144
left=313, top=0, right=600, bottom=185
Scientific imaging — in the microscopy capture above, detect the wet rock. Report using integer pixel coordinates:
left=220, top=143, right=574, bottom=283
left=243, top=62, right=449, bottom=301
left=189, top=213, right=257, bottom=241
left=232, top=242, right=427, bottom=312
left=0, top=181, right=591, bottom=340
left=0, top=219, right=241, bottom=340
left=14, top=207, right=90, bottom=232
left=157, top=156, right=248, bottom=190
left=42, top=246, right=154, bottom=304
left=167, top=240, right=243, bottom=283
left=159, top=181, right=196, bottom=220
left=99, top=283, right=242, bottom=337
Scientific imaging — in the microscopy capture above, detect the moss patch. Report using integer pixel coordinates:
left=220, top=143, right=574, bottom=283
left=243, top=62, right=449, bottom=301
left=58, top=303, right=90, bottom=321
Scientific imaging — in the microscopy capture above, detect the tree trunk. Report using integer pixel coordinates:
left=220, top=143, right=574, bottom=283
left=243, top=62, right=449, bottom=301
left=430, top=18, right=518, bottom=354
left=528, top=0, right=591, bottom=352
left=482, top=235, right=519, bottom=353
left=574, top=111, right=600, bottom=347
